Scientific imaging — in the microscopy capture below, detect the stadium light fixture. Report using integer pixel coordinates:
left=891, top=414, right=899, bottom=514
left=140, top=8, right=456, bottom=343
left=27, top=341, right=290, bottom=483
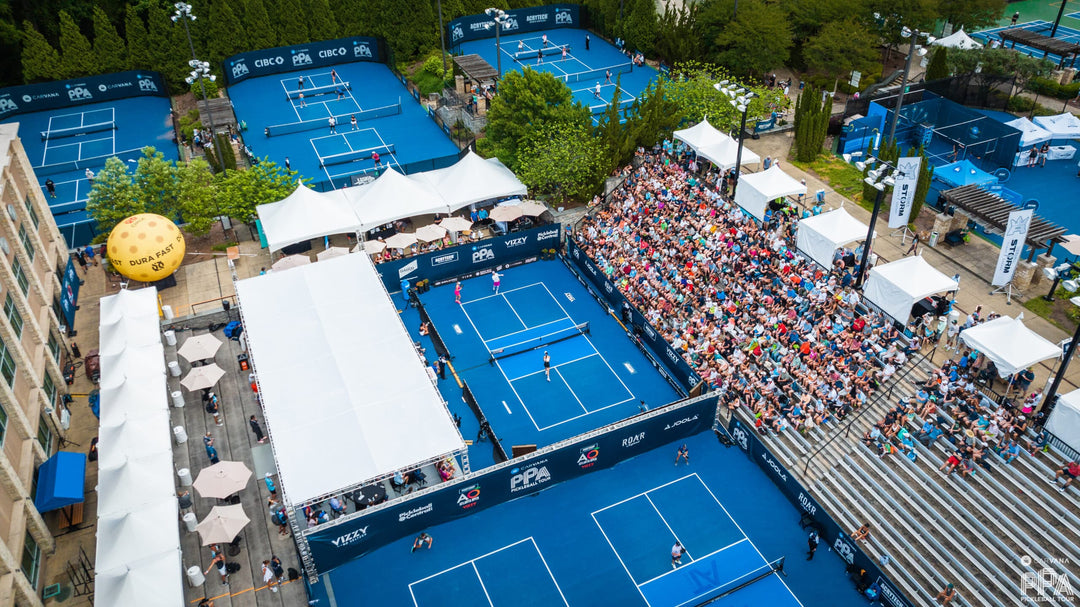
left=485, top=8, right=511, bottom=82
left=171, top=3, right=225, bottom=177
left=715, top=82, right=756, bottom=200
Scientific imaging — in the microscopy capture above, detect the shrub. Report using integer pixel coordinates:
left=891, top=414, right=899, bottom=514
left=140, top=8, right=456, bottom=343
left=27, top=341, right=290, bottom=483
left=177, top=109, right=201, bottom=144
left=1027, top=76, right=1080, bottom=100
left=190, top=76, right=220, bottom=100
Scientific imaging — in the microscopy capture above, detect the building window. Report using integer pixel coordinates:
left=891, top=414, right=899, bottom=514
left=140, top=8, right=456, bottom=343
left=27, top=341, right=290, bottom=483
left=17, top=225, right=34, bottom=263
left=0, top=404, right=7, bottom=447
left=51, top=295, right=63, bottom=325
left=42, top=372, right=56, bottom=407
left=23, top=195, right=39, bottom=229
left=21, top=532, right=40, bottom=588
left=4, top=293, right=23, bottom=339
left=36, top=415, right=52, bottom=454
left=0, top=336, right=14, bottom=387
left=11, top=258, right=28, bottom=295
left=47, top=332, right=60, bottom=364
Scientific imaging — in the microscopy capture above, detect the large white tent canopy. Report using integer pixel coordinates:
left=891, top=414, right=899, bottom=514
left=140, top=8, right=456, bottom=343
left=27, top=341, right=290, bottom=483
left=673, top=119, right=761, bottom=170
left=795, top=208, right=871, bottom=268
left=863, top=256, right=959, bottom=323
left=959, top=315, right=1061, bottom=377
left=258, top=152, right=527, bottom=252
left=1045, top=389, right=1080, bottom=456
left=734, top=165, right=807, bottom=220
left=236, top=252, right=465, bottom=504
left=932, top=28, right=982, bottom=50
left=1033, top=113, right=1080, bottom=139
left=1005, top=117, right=1053, bottom=148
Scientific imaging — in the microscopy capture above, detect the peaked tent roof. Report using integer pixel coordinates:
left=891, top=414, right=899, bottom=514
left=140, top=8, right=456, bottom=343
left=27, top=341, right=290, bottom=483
left=734, top=165, right=807, bottom=220
left=863, top=255, right=959, bottom=322
left=1004, top=116, right=1053, bottom=148
left=795, top=208, right=871, bottom=268
left=258, top=182, right=362, bottom=252
left=1033, top=112, right=1080, bottom=139
left=415, top=150, right=527, bottom=211
left=932, top=28, right=982, bottom=50
left=345, top=167, right=450, bottom=231
left=958, top=314, right=1060, bottom=377
left=674, top=118, right=761, bottom=170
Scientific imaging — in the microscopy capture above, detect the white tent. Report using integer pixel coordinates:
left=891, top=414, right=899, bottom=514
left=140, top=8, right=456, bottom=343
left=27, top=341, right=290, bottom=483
left=415, top=150, right=528, bottom=211
left=734, top=165, right=807, bottom=221
left=346, top=167, right=449, bottom=231
left=258, top=182, right=361, bottom=252
left=932, top=28, right=982, bottom=50
left=1045, top=389, right=1080, bottom=456
left=958, top=315, right=1061, bottom=377
left=235, top=252, right=466, bottom=504
left=1005, top=117, right=1053, bottom=148
left=95, top=548, right=183, bottom=607
left=795, top=208, right=871, bottom=268
left=1033, top=113, right=1080, bottom=139
left=863, top=256, right=959, bottom=323
left=95, top=450, right=177, bottom=517
left=98, top=376, right=168, bottom=427
left=674, top=119, right=761, bottom=170
left=99, top=288, right=159, bottom=332
left=95, top=501, right=181, bottom=572
left=97, top=410, right=172, bottom=468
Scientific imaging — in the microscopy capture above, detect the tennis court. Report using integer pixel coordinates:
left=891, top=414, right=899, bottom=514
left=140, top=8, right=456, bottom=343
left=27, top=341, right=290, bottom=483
left=972, top=20, right=1080, bottom=63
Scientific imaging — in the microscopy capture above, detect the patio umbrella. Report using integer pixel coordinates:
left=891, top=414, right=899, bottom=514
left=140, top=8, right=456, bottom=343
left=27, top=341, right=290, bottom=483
left=518, top=200, right=548, bottom=217
left=384, top=232, right=417, bottom=249
left=317, top=246, right=350, bottom=261
left=271, top=254, right=311, bottom=271
left=356, top=240, right=386, bottom=255
left=489, top=205, right=523, bottom=222
left=195, top=504, right=250, bottom=546
left=439, top=216, right=474, bottom=232
left=1061, top=234, right=1080, bottom=256
left=176, top=334, right=222, bottom=363
left=193, top=461, right=253, bottom=499
left=180, top=363, right=225, bottom=391
left=415, top=224, right=448, bottom=242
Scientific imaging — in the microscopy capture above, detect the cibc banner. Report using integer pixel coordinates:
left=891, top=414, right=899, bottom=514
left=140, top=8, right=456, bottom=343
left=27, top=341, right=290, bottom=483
left=726, top=417, right=915, bottom=607
left=0, top=71, right=167, bottom=121
left=305, top=392, right=719, bottom=574
left=223, top=36, right=381, bottom=85
left=448, top=4, right=580, bottom=46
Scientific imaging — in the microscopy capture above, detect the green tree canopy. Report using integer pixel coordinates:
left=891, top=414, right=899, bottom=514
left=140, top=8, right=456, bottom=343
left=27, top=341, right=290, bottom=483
left=924, top=46, right=948, bottom=81
left=306, top=0, right=338, bottom=42
left=125, top=5, right=151, bottom=70
left=176, top=158, right=218, bottom=235
left=664, top=61, right=787, bottom=130
left=91, top=5, right=126, bottom=73
left=595, top=74, right=635, bottom=174
left=205, top=0, right=242, bottom=65
left=626, top=78, right=681, bottom=149
left=240, top=0, right=277, bottom=50
left=57, top=10, right=94, bottom=78
left=803, top=18, right=880, bottom=91
left=275, top=0, right=309, bottom=45
left=218, top=160, right=298, bottom=224
left=87, top=157, right=142, bottom=237
left=793, top=84, right=830, bottom=162
left=618, top=0, right=659, bottom=56
left=132, top=147, right=179, bottom=219
left=654, top=2, right=701, bottom=66
left=20, top=21, right=61, bottom=83
left=517, top=120, right=606, bottom=203
left=937, top=0, right=1007, bottom=32
left=712, top=0, right=793, bottom=78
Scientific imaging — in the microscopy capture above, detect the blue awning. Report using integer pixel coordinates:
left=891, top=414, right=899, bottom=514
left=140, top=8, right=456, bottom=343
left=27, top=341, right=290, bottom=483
left=934, top=160, right=997, bottom=189
left=35, top=451, right=86, bottom=513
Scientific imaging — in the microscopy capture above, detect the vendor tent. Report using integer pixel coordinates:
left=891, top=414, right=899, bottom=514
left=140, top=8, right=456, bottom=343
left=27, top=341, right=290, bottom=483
left=259, top=182, right=360, bottom=252
left=863, top=256, right=959, bottom=323
left=95, top=501, right=180, bottom=572
left=1005, top=117, right=1053, bottom=148
left=958, top=314, right=1060, bottom=377
left=795, top=208, right=871, bottom=268
left=734, top=165, right=807, bottom=220
left=96, top=450, right=177, bottom=517
left=674, top=119, right=761, bottom=170
left=933, top=160, right=998, bottom=188
left=1045, top=389, right=1080, bottom=456
left=932, top=28, right=982, bottom=50
left=1033, top=113, right=1080, bottom=139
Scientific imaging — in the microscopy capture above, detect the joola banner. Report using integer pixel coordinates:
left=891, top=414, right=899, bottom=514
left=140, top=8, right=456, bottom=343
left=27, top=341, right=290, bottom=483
left=0, top=71, right=167, bottom=120
left=448, top=4, right=580, bottom=46
left=224, top=36, right=381, bottom=85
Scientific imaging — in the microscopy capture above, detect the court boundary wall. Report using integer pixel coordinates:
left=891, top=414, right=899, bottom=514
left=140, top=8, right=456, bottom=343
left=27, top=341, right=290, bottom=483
left=0, top=71, right=168, bottom=121
left=448, top=4, right=581, bottom=47
left=723, top=415, right=916, bottom=607
left=223, top=35, right=382, bottom=86
left=302, top=391, right=719, bottom=581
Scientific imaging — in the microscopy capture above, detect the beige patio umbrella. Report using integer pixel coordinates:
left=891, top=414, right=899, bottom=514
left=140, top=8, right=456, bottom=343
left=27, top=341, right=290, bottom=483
left=355, top=240, right=387, bottom=255
left=518, top=200, right=548, bottom=217
left=271, top=254, right=311, bottom=271
left=1061, top=234, right=1080, bottom=256
left=180, top=363, right=225, bottom=391
left=195, top=504, right=250, bottom=546
left=176, top=334, right=222, bottom=363
left=317, top=246, right=350, bottom=261
left=415, top=224, right=448, bottom=242
left=439, top=216, right=474, bottom=232
left=489, top=205, right=523, bottom=222
left=384, top=232, right=417, bottom=249
left=193, top=461, right=253, bottom=499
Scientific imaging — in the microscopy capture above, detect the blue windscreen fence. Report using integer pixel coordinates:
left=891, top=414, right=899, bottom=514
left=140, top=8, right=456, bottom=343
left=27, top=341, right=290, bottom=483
left=0, top=71, right=168, bottom=121
left=224, top=36, right=381, bottom=86
left=448, top=4, right=581, bottom=46
left=304, top=392, right=719, bottom=575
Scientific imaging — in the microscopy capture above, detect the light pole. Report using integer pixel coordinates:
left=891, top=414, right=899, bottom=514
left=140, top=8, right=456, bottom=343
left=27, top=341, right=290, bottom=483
left=1042, top=296, right=1080, bottom=412
left=172, top=2, right=225, bottom=172
left=853, top=158, right=900, bottom=288
left=884, top=24, right=936, bottom=145
left=714, top=81, right=755, bottom=201
left=437, top=0, right=447, bottom=74
left=485, top=8, right=511, bottom=82
left=1042, top=262, right=1076, bottom=302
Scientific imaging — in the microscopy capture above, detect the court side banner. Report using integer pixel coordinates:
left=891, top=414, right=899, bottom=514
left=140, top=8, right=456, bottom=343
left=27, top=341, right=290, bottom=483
left=448, top=4, right=580, bottom=46
left=223, top=36, right=381, bottom=86
left=59, top=257, right=81, bottom=330
left=305, top=393, right=718, bottom=574
left=886, top=156, right=921, bottom=229
left=991, top=208, right=1032, bottom=286
left=726, top=417, right=915, bottom=607
left=0, top=71, right=167, bottom=121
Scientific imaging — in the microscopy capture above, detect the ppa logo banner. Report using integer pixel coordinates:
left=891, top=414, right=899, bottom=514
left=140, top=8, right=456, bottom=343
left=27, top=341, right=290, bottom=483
left=0, top=71, right=167, bottom=119
left=223, top=36, right=381, bottom=85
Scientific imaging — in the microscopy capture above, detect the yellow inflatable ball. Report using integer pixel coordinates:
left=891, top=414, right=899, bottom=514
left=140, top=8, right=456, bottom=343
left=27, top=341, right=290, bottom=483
left=106, top=214, right=185, bottom=282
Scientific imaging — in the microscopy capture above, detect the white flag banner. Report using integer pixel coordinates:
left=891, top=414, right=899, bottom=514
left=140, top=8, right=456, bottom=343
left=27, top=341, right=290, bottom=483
left=992, top=209, right=1033, bottom=286
left=887, top=156, right=922, bottom=229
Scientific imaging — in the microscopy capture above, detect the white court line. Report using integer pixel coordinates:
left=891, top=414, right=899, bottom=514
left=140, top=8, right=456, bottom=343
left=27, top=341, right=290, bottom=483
left=554, top=367, right=588, bottom=414
left=460, top=299, right=538, bottom=428
left=645, top=493, right=692, bottom=560
left=110, top=106, right=116, bottom=154
left=592, top=473, right=701, bottom=515
left=483, top=316, right=574, bottom=343
left=534, top=396, right=635, bottom=431
left=460, top=282, right=544, bottom=304
left=528, top=538, right=571, bottom=606
left=500, top=292, right=528, bottom=327
left=471, top=562, right=496, bottom=607
left=281, top=79, right=302, bottom=121
left=590, top=511, right=653, bottom=607
left=637, top=539, right=750, bottom=587
left=372, top=128, right=399, bottom=168
left=507, top=352, right=599, bottom=382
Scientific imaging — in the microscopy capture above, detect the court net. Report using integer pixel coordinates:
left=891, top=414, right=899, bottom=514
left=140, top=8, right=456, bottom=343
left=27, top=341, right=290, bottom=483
left=696, top=556, right=786, bottom=606
left=489, top=321, right=590, bottom=363
left=319, top=143, right=396, bottom=168
left=41, top=121, right=116, bottom=141
left=512, top=45, right=569, bottom=61
left=285, top=81, right=351, bottom=100
left=265, top=100, right=402, bottom=136
left=565, top=62, right=632, bottom=84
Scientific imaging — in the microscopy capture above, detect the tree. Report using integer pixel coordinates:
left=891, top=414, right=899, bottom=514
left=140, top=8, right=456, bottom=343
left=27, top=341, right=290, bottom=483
left=205, top=0, right=242, bottom=65
left=908, top=146, right=933, bottom=224
left=240, top=0, right=277, bottom=51
left=664, top=61, right=786, bottom=130
left=595, top=74, right=635, bottom=174
left=937, top=0, right=1007, bottom=32
left=803, top=18, right=879, bottom=92
left=306, top=0, right=338, bottom=42
left=132, top=147, right=179, bottom=219
left=176, top=158, right=218, bottom=235
left=218, top=160, right=297, bottom=223
left=517, top=121, right=606, bottom=203
left=793, top=85, right=829, bottom=162
left=712, top=0, right=793, bottom=78
left=125, top=5, right=152, bottom=70
left=148, top=1, right=190, bottom=90
left=57, top=10, right=94, bottom=78
left=20, top=21, right=62, bottom=83
left=626, top=78, right=681, bottom=149
left=869, top=0, right=939, bottom=61
left=654, top=2, right=702, bottom=66
left=87, top=157, right=142, bottom=236
left=92, top=5, right=127, bottom=73
left=925, top=46, right=948, bottom=81
left=618, top=0, right=659, bottom=56
left=275, top=0, right=309, bottom=45
left=787, top=0, right=867, bottom=46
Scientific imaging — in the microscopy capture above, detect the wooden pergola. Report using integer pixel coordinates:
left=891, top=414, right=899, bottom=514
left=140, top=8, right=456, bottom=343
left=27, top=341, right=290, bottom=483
left=999, top=28, right=1080, bottom=66
left=453, top=54, right=499, bottom=84
left=940, top=184, right=1066, bottom=257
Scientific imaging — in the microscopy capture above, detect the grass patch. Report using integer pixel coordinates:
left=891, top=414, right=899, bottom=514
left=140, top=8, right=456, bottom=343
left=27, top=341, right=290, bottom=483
left=1023, top=285, right=1080, bottom=332
left=789, top=154, right=870, bottom=211
left=211, top=241, right=239, bottom=252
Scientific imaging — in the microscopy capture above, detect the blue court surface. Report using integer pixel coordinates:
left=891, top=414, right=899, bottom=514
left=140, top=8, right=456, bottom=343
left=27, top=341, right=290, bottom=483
left=228, top=61, right=460, bottom=190
left=1, top=96, right=176, bottom=247
left=972, top=20, right=1080, bottom=63
left=456, top=29, right=658, bottom=120
left=310, top=431, right=869, bottom=607
left=412, top=260, right=681, bottom=451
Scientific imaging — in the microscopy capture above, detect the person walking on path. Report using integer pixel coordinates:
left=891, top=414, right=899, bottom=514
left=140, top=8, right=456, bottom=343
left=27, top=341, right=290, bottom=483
left=671, top=541, right=686, bottom=568
left=270, top=556, right=286, bottom=584
left=207, top=392, right=222, bottom=426
left=905, top=232, right=920, bottom=256
left=265, top=473, right=278, bottom=499
left=543, top=351, right=552, bottom=381
left=412, top=532, right=433, bottom=552
left=249, top=415, right=266, bottom=443
left=454, top=281, right=462, bottom=304
left=206, top=552, right=228, bottom=585
left=45, top=178, right=56, bottom=198
left=675, top=443, right=690, bottom=466
left=262, top=560, right=278, bottom=593
left=84, top=245, right=98, bottom=266
left=73, top=251, right=87, bottom=273
left=206, top=443, right=220, bottom=465
left=491, top=271, right=501, bottom=293
left=806, top=530, right=819, bottom=560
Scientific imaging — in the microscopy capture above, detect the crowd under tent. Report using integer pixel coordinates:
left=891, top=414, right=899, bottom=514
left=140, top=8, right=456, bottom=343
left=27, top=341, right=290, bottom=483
left=1046, top=389, right=1080, bottom=457
left=1004, top=117, right=1053, bottom=149
left=863, top=255, right=960, bottom=323
left=734, top=165, right=807, bottom=221
left=673, top=118, right=761, bottom=171
left=795, top=208, right=872, bottom=269
left=958, top=314, right=1061, bottom=377
left=1032, top=113, right=1080, bottom=140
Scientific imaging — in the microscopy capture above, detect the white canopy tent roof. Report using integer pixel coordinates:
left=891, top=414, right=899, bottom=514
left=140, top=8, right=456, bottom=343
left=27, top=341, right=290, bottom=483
left=795, top=208, right=871, bottom=268
left=734, top=165, right=807, bottom=220
left=95, top=501, right=181, bottom=572
left=863, top=256, right=959, bottom=323
left=259, top=182, right=361, bottom=252
left=346, top=167, right=449, bottom=231
left=415, top=150, right=528, bottom=210
left=1005, top=117, right=1054, bottom=148
left=673, top=119, right=761, bottom=170
left=236, top=252, right=466, bottom=504
left=1046, top=389, right=1080, bottom=456
left=932, top=28, right=982, bottom=50
left=958, top=315, right=1060, bottom=377
left=95, top=549, right=183, bottom=607
left=1033, top=113, right=1080, bottom=139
